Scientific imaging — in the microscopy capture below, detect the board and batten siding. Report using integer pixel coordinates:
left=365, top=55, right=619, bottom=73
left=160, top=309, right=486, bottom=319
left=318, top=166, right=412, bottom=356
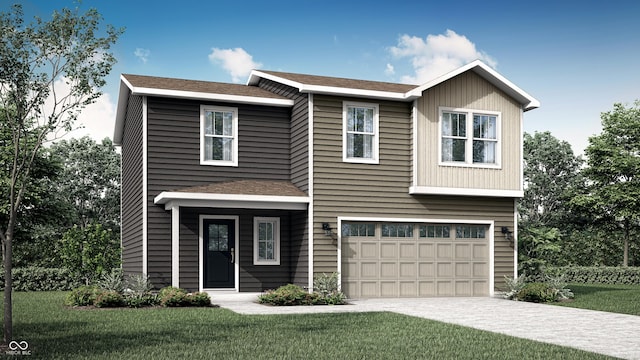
left=145, top=96, right=294, bottom=287
left=312, top=94, right=516, bottom=289
left=416, top=71, right=523, bottom=190
left=121, top=94, right=144, bottom=275
left=257, top=79, right=309, bottom=192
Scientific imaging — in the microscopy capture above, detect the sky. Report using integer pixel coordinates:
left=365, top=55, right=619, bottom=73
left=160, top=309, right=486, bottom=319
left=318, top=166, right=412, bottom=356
left=12, top=0, right=640, bottom=155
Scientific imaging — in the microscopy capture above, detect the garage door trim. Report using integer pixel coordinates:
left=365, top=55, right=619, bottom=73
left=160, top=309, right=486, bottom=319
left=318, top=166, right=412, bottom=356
left=337, top=216, right=495, bottom=297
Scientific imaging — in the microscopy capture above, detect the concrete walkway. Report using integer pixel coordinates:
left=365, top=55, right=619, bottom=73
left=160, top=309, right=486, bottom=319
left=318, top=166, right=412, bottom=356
left=213, top=294, right=640, bottom=359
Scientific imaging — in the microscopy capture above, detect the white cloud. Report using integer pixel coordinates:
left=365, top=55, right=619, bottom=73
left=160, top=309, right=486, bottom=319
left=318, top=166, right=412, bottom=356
left=388, top=30, right=497, bottom=84
left=385, top=63, right=395, bottom=76
left=134, top=48, right=150, bottom=64
left=208, top=47, right=262, bottom=83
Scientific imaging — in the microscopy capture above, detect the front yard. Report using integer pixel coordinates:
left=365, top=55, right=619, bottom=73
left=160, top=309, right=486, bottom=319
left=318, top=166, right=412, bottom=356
left=1, top=291, right=614, bottom=359
left=553, top=283, right=640, bottom=315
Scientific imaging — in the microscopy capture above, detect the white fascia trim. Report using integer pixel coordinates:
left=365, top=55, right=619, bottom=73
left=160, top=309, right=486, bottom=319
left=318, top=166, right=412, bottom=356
left=307, top=93, right=315, bottom=292
left=249, top=70, right=412, bottom=101
left=406, top=60, right=540, bottom=111
left=199, top=215, right=240, bottom=292
left=409, top=186, right=524, bottom=198
left=171, top=204, right=180, bottom=287
left=336, top=216, right=496, bottom=296
left=155, top=192, right=309, bottom=205
left=130, top=86, right=294, bottom=107
left=411, top=100, right=418, bottom=188
left=113, top=79, right=132, bottom=145
left=142, top=96, right=148, bottom=276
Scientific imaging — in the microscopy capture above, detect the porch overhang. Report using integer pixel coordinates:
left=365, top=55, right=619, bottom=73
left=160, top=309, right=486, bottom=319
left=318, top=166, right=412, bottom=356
left=154, top=192, right=309, bottom=210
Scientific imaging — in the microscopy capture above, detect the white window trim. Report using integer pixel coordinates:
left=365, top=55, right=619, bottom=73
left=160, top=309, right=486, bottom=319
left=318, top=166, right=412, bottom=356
left=342, top=101, right=380, bottom=164
left=253, top=217, right=280, bottom=265
left=200, top=105, right=239, bottom=167
left=438, top=107, right=501, bottom=169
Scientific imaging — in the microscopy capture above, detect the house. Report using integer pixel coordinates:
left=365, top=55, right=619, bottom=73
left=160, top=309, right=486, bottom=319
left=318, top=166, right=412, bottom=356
left=113, top=60, right=539, bottom=298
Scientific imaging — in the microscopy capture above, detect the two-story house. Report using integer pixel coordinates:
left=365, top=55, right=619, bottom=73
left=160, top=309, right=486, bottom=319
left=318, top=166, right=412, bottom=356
left=113, top=60, right=539, bottom=298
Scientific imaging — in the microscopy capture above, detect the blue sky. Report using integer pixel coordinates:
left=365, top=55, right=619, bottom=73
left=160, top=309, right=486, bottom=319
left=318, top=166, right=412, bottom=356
left=15, top=0, right=640, bottom=154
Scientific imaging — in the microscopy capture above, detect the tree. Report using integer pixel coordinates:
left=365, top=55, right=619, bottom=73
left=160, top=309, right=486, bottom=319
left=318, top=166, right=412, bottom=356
left=60, top=223, right=120, bottom=285
left=572, top=101, right=640, bottom=266
left=520, top=131, right=584, bottom=228
left=50, top=136, right=121, bottom=232
left=0, top=4, right=122, bottom=344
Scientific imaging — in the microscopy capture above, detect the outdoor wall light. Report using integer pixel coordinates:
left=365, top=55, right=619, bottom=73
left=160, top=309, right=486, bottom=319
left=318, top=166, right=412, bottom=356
left=322, top=223, right=338, bottom=241
left=501, top=226, right=514, bottom=246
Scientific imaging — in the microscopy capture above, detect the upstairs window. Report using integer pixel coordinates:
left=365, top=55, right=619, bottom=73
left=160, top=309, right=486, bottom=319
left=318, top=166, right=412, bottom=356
left=200, top=106, right=238, bottom=166
left=440, top=108, right=500, bottom=167
left=343, top=102, right=379, bottom=164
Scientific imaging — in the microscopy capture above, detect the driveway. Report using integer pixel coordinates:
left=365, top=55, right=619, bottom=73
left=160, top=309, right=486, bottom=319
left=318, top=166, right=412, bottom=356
left=214, top=294, right=640, bottom=359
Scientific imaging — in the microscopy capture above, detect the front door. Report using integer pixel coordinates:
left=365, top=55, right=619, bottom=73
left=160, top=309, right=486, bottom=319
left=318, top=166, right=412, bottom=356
left=203, top=219, right=235, bottom=288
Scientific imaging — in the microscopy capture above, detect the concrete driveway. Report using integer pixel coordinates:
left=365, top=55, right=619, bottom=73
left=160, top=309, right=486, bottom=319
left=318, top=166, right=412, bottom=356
left=214, top=294, right=640, bottom=359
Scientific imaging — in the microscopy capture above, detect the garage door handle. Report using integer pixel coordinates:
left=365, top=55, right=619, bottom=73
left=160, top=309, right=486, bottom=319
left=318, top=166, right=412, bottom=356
left=230, top=248, right=234, bottom=264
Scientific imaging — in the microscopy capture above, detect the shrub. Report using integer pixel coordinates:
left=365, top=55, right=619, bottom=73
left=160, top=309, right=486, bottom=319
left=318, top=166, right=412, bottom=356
left=516, top=283, right=556, bottom=303
left=94, top=290, right=125, bottom=308
left=185, top=292, right=211, bottom=307
left=159, top=286, right=187, bottom=307
left=125, top=293, right=159, bottom=308
left=503, top=275, right=527, bottom=300
left=259, top=284, right=319, bottom=306
left=313, top=272, right=346, bottom=305
left=1, top=267, right=82, bottom=291
left=315, top=291, right=346, bottom=305
left=65, top=285, right=99, bottom=306
left=97, top=269, right=124, bottom=293
left=123, top=273, right=156, bottom=307
left=546, top=266, right=640, bottom=285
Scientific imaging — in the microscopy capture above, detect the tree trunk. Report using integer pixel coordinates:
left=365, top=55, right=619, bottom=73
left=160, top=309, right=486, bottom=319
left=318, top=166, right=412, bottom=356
left=623, top=219, right=629, bottom=267
left=3, top=229, right=13, bottom=345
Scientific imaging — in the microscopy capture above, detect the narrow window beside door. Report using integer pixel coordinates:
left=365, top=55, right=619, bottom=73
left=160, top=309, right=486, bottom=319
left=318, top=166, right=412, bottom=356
left=253, top=217, right=280, bottom=265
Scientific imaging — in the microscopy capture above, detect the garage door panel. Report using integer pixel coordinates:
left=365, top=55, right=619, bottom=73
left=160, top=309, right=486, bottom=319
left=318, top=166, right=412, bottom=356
left=342, top=222, right=490, bottom=298
left=418, top=243, right=435, bottom=258
left=399, top=243, right=416, bottom=259
left=380, top=243, right=397, bottom=258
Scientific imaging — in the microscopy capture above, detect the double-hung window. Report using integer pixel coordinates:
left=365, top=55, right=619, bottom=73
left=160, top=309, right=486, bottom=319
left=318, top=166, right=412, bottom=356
left=343, top=102, right=379, bottom=164
left=440, top=107, right=500, bottom=167
left=200, top=105, right=238, bottom=166
left=253, top=217, right=280, bottom=265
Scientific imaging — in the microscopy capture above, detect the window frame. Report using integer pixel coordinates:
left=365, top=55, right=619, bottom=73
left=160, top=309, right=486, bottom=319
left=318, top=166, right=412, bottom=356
left=253, top=217, right=280, bottom=265
left=200, top=105, right=239, bottom=167
left=342, top=101, right=380, bottom=164
left=438, top=107, right=501, bottom=169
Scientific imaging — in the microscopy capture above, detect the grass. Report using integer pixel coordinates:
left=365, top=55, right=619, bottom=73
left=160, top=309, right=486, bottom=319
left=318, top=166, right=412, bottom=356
left=552, top=283, right=640, bottom=315
left=0, top=292, right=613, bottom=359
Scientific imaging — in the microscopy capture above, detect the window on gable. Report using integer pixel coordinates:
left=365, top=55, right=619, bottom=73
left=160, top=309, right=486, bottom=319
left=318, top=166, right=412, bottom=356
left=254, top=217, right=280, bottom=265
left=200, top=106, right=238, bottom=166
left=343, top=102, right=379, bottom=164
left=440, top=108, right=500, bottom=167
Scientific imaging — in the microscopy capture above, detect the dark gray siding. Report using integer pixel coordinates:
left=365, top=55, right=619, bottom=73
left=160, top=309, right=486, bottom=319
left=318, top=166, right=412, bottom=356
left=258, top=79, right=309, bottom=192
left=178, top=208, right=306, bottom=292
left=145, top=96, right=294, bottom=287
left=289, top=210, right=309, bottom=287
left=121, top=94, right=144, bottom=275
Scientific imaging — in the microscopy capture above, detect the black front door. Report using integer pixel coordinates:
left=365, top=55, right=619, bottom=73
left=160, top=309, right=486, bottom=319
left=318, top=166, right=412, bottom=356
left=203, top=219, right=235, bottom=288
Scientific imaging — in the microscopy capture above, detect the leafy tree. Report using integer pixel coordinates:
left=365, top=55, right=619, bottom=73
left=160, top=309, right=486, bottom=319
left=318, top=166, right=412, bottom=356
left=572, top=101, right=640, bottom=266
left=520, top=131, right=584, bottom=229
left=50, top=136, right=121, bottom=232
left=60, top=223, right=120, bottom=285
left=518, top=226, right=562, bottom=278
left=0, top=4, right=122, bottom=343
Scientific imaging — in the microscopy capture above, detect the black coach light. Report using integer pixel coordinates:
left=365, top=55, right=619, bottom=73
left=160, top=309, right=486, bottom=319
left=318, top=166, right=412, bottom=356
left=501, top=226, right=514, bottom=246
left=322, top=223, right=332, bottom=236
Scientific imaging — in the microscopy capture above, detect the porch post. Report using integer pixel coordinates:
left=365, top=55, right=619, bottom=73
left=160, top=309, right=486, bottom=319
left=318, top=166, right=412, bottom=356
left=171, top=204, right=180, bottom=287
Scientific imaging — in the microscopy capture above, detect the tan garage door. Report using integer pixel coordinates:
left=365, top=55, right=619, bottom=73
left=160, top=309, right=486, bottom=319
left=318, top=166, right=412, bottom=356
left=342, top=222, right=489, bottom=298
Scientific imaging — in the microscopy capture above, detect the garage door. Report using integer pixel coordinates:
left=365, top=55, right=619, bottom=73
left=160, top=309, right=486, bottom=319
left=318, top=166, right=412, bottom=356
left=341, top=222, right=489, bottom=298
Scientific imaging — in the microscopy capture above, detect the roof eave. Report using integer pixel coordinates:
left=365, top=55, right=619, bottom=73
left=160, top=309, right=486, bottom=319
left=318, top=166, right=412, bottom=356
left=113, top=75, right=133, bottom=146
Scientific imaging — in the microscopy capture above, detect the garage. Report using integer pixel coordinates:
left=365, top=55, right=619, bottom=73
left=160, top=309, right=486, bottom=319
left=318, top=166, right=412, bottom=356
left=341, top=222, right=490, bottom=298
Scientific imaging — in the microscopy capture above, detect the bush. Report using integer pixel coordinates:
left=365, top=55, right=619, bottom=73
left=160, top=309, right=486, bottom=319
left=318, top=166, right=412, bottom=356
left=503, top=275, right=527, bottom=300
left=185, top=292, right=211, bottom=307
left=313, top=272, right=346, bottom=305
left=546, top=266, right=640, bottom=285
left=97, top=269, right=124, bottom=293
left=516, top=283, right=557, bottom=303
left=159, top=286, right=187, bottom=307
left=65, top=285, right=99, bottom=306
left=94, top=290, right=125, bottom=308
left=259, top=284, right=319, bottom=306
left=123, top=273, right=156, bottom=307
left=124, top=293, right=159, bottom=308
left=1, top=267, right=82, bottom=291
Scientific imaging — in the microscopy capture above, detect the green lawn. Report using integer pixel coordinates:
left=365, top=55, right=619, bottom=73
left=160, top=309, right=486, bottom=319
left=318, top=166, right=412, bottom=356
left=552, top=283, right=640, bottom=315
left=0, top=292, right=612, bottom=359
